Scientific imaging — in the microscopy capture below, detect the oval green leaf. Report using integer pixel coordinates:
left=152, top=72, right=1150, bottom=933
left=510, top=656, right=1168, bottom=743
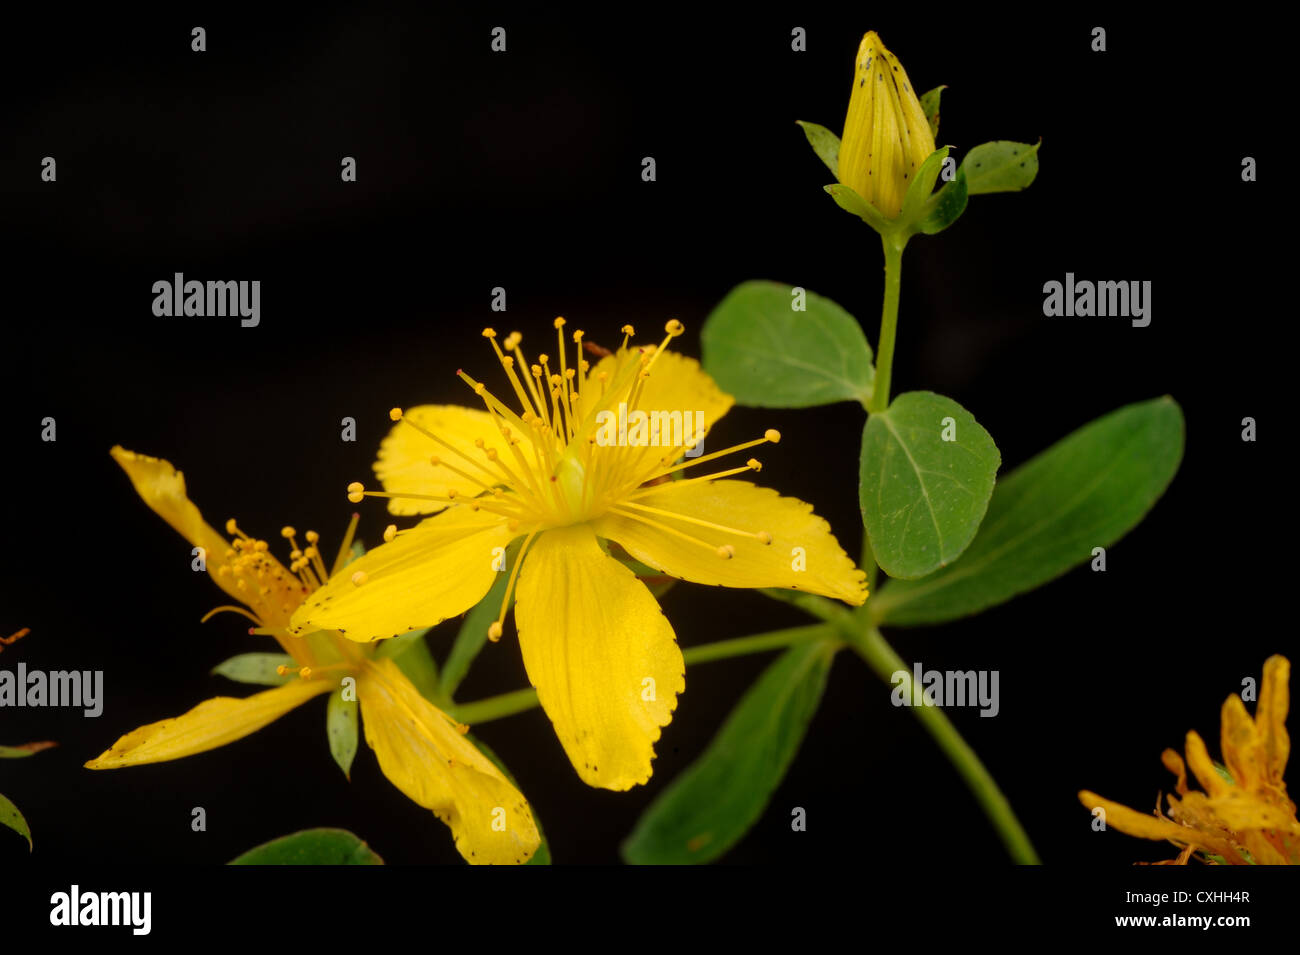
left=228, top=827, right=383, bottom=865
left=962, top=140, right=1040, bottom=195
left=860, top=391, right=1000, bottom=580
left=1, top=792, right=32, bottom=850
left=872, top=397, right=1184, bottom=626
left=621, top=639, right=836, bottom=865
left=701, top=280, right=875, bottom=409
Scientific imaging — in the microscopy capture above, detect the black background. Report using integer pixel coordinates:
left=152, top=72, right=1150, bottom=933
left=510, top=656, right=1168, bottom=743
left=0, top=5, right=1285, bottom=873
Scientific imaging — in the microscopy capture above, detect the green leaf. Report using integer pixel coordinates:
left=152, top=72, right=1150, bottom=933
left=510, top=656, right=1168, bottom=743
left=326, top=688, right=359, bottom=779
left=0, top=741, right=56, bottom=759
left=621, top=639, right=836, bottom=865
left=228, top=827, right=383, bottom=865
left=919, top=85, right=945, bottom=139
left=900, top=146, right=950, bottom=224
left=376, top=627, right=441, bottom=703
left=872, top=397, right=1184, bottom=625
left=824, top=182, right=892, bottom=234
left=0, top=792, right=32, bottom=850
left=795, top=120, right=840, bottom=179
left=962, top=140, right=1040, bottom=195
left=918, top=163, right=969, bottom=235
left=211, top=652, right=294, bottom=686
left=469, top=734, right=551, bottom=865
left=860, top=391, right=1000, bottom=580
left=439, top=573, right=509, bottom=701
left=701, top=280, right=874, bottom=409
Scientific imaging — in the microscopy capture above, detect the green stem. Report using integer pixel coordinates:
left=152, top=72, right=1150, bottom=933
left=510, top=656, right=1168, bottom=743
left=843, top=621, right=1042, bottom=865
left=447, top=622, right=835, bottom=724
left=867, top=232, right=906, bottom=414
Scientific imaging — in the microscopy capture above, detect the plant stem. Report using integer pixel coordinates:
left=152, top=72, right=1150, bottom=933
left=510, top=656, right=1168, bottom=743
left=867, top=232, right=906, bottom=413
left=843, top=621, right=1042, bottom=865
left=447, top=622, right=835, bottom=724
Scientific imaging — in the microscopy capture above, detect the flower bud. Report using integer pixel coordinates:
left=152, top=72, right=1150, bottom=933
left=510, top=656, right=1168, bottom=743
left=838, top=32, right=935, bottom=219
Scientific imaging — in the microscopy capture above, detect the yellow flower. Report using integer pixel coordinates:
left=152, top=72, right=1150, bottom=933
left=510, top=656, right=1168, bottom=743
left=838, top=31, right=935, bottom=219
left=89, top=447, right=540, bottom=865
left=289, top=321, right=868, bottom=791
left=1079, top=655, right=1298, bottom=864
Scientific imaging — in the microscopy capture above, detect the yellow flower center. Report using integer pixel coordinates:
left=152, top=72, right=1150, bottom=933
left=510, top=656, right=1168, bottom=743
left=354, top=319, right=781, bottom=539
left=207, top=518, right=367, bottom=672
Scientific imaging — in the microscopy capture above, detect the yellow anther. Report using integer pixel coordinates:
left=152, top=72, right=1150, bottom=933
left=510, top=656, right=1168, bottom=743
left=621, top=324, right=635, bottom=335
left=747, top=457, right=762, bottom=471
left=351, top=570, right=368, bottom=586
left=254, top=540, right=269, bottom=552
left=502, top=355, right=515, bottom=369
left=305, top=530, right=320, bottom=544
left=447, top=488, right=459, bottom=499
left=504, top=331, right=522, bottom=350
left=531, top=364, right=543, bottom=378
left=487, top=621, right=504, bottom=643
left=553, top=316, right=566, bottom=329
left=389, top=407, right=404, bottom=421
left=572, top=329, right=584, bottom=342
left=756, top=531, right=773, bottom=545
left=303, top=547, right=319, bottom=559
left=383, top=524, right=398, bottom=543
left=428, top=454, right=441, bottom=466
left=225, top=518, right=238, bottom=534
left=537, top=353, right=548, bottom=365
left=482, top=327, right=497, bottom=338
left=280, top=526, right=296, bottom=538
left=276, top=665, right=291, bottom=676
left=474, top=382, right=486, bottom=396
left=717, top=544, right=736, bottom=559
left=290, top=549, right=303, bottom=561
left=665, top=319, right=684, bottom=336
left=299, top=667, right=313, bottom=680
left=764, top=429, right=782, bottom=444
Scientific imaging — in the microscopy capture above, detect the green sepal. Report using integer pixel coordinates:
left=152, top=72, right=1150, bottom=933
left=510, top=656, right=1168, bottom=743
left=796, top=120, right=840, bottom=179
left=210, top=652, right=295, bottom=686
left=919, top=85, right=945, bottom=139
left=326, top=685, right=359, bottom=780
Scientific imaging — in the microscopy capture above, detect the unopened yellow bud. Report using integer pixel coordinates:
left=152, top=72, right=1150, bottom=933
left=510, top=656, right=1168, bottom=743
left=839, top=32, right=935, bottom=219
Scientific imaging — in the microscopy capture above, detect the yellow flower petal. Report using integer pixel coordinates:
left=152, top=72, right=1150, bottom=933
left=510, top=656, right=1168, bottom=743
left=514, top=524, right=683, bottom=791
left=358, top=659, right=539, bottom=865
left=593, top=480, right=867, bottom=605
left=374, top=405, right=511, bottom=516
left=1257, top=655, right=1291, bottom=784
left=110, top=446, right=240, bottom=604
left=288, top=505, right=518, bottom=642
left=1078, top=790, right=1209, bottom=847
left=1206, top=791, right=1300, bottom=834
left=85, top=679, right=331, bottom=768
left=1183, top=730, right=1231, bottom=799
left=839, top=32, right=935, bottom=219
left=1221, top=693, right=1263, bottom=793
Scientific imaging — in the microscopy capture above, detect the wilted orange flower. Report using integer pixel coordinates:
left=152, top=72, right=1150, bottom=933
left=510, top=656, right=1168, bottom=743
left=1080, top=655, right=1298, bottom=864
